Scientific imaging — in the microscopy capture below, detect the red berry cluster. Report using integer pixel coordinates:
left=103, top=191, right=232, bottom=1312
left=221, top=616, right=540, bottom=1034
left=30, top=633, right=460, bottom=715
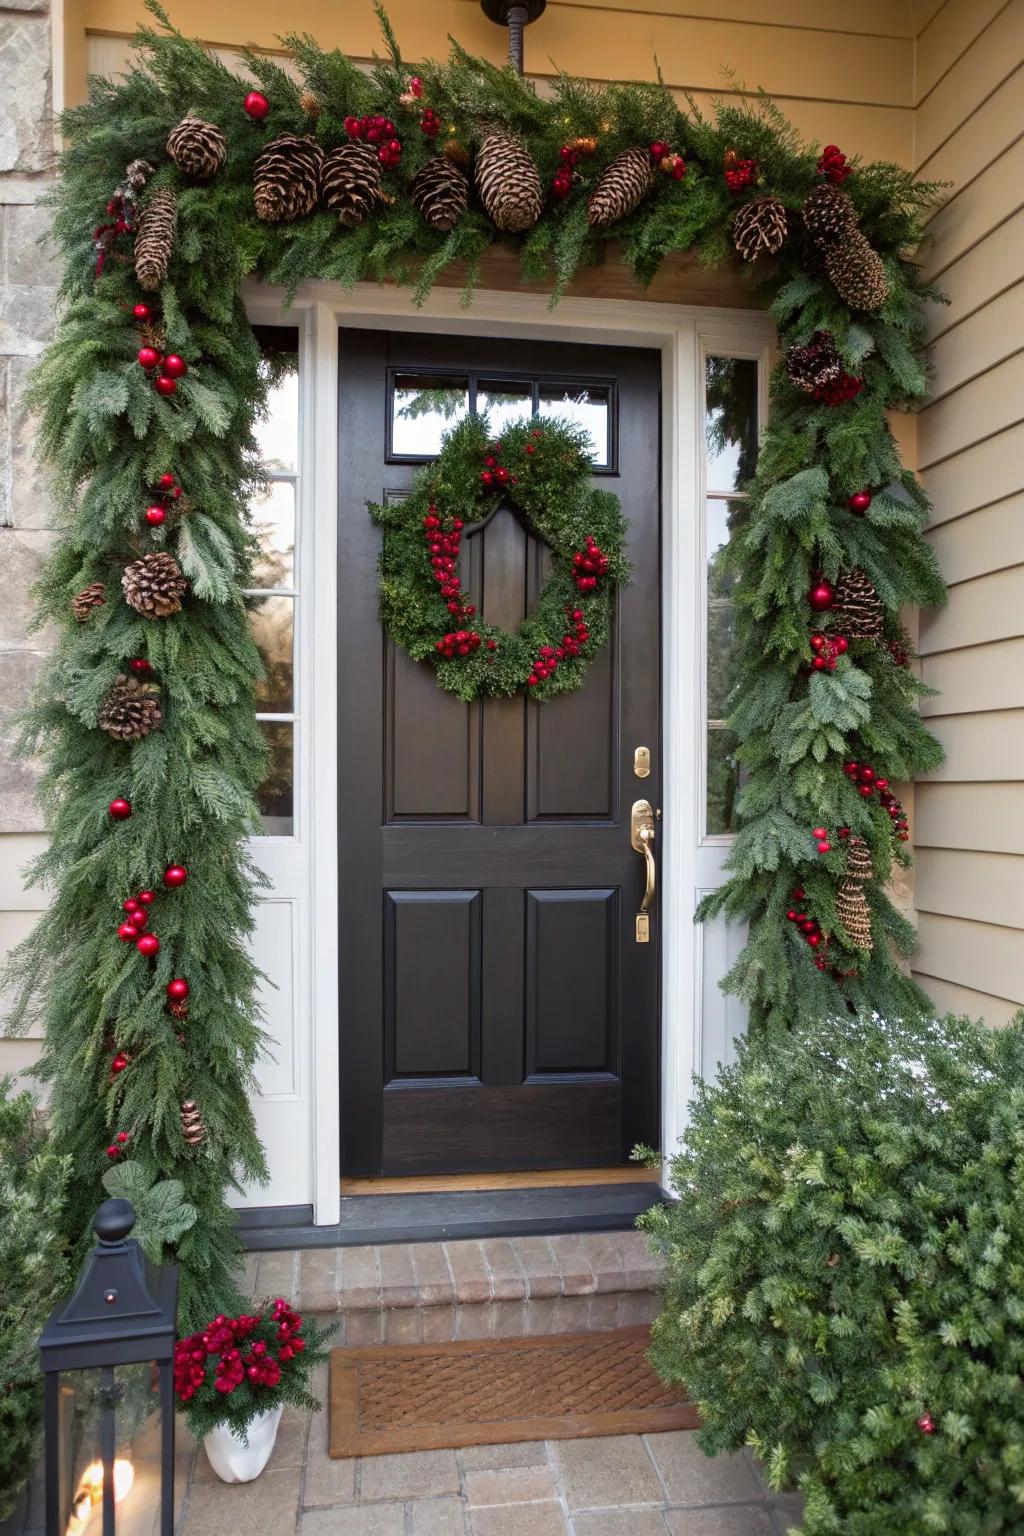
left=173, top=1335, right=208, bottom=1402
left=816, top=144, right=851, bottom=184
left=785, top=886, right=828, bottom=965
left=144, top=470, right=184, bottom=528
left=812, top=372, right=863, bottom=407
left=273, top=1298, right=307, bottom=1363
left=842, top=760, right=909, bottom=841
left=344, top=114, right=402, bottom=166
left=420, top=108, right=441, bottom=138
left=917, top=1414, right=936, bottom=1435
left=117, top=888, right=158, bottom=955
left=94, top=194, right=135, bottom=276
left=649, top=141, right=686, bottom=180
left=723, top=150, right=757, bottom=191
left=436, top=628, right=482, bottom=660
left=137, top=342, right=188, bottom=397
left=105, top=1129, right=130, bottom=1160
left=809, top=631, right=849, bottom=671
left=479, top=438, right=519, bottom=490
left=423, top=505, right=475, bottom=618
left=527, top=607, right=590, bottom=688
left=573, top=535, right=608, bottom=593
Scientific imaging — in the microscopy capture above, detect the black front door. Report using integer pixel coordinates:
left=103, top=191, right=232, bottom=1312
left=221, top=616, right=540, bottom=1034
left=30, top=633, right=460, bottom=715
left=338, top=329, right=661, bottom=1176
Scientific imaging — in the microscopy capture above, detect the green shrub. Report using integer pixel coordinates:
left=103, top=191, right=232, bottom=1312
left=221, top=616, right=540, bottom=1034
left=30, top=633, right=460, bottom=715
left=0, top=1077, right=71, bottom=1523
left=642, top=1013, right=1024, bottom=1533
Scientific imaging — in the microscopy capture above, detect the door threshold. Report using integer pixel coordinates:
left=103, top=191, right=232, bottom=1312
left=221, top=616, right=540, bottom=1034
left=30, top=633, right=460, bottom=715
left=237, top=1180, right=666, bottom=1251
left=339, top=1166, right=655, bottom=1197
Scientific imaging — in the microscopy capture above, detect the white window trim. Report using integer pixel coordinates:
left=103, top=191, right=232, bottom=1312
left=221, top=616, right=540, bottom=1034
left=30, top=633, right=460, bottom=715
left=243, top=281, right=774, bottom=1222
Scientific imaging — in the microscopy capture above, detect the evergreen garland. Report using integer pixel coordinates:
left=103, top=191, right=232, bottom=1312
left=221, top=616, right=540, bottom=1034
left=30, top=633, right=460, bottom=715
left=2, top=0, right=946, bottom=1319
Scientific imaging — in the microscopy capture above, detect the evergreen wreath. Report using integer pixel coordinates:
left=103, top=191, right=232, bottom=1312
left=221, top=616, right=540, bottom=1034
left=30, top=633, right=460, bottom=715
left=370, top=415, right=628, bottom=701
left=0, top=0, right=948, bottom=1325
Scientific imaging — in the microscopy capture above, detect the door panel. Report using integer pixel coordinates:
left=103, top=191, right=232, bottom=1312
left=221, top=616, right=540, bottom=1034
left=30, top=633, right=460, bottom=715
left=338, top=329, right=661, bottom=1175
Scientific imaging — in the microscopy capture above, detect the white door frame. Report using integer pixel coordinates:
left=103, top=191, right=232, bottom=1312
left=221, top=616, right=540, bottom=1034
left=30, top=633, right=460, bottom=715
left=243, top=280, right=774, bottom=1225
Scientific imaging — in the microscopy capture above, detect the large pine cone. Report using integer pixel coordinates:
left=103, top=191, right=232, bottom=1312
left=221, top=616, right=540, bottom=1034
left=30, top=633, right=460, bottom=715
left=801, top=183, right=856, bottom=243
left=834, top=567, right=885, bottom=638
left=72, top=581, right=106, bottom=622
left=732, top=195, right=788, bottom=261
left=786, top=330, right=841, bottom=394
left=181, top=1100, right=205, bottom=1146
left=836, top=878, right=873, bottom=951
left=122, top=551, right=188, bottom=619
left=588, top=147, right=655, bottom=229
left=845, top=835, right=873, bottom=884
left=166, top=116, right=227, bottom=183
left=253, top=134, right=324, bottom=223
left=134, top=188, right=177, bottom=292
left=98, top=673, right=163, bottom=742
left=475, top=132, right=542, bottom=234
left=826, top=230, right=889, bottom=311
left=321, top=142, right=383, bottom=228
left=413, top=156, right=469, bottom=232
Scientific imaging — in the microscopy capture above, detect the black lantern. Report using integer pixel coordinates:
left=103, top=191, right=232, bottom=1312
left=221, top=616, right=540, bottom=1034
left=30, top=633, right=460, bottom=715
left=38, top=1200, right=178, bottom=1536
left=480, top=0, right=547, bottom=75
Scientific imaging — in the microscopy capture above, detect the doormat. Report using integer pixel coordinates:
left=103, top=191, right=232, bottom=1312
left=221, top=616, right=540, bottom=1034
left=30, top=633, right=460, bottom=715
left=329, top=1325, right=697, bottom=1457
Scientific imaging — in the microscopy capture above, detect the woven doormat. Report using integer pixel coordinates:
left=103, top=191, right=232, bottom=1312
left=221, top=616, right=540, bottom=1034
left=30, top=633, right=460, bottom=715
left=329, top=1325, right=697, bottom=1457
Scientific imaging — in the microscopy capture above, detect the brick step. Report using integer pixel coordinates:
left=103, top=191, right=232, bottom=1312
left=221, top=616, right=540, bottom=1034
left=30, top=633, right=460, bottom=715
left=244, top=1231, right=664, bottom=1346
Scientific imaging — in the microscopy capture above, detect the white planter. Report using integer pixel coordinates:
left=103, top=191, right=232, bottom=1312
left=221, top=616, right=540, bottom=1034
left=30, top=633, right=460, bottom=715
left=203, top=1403, right=283, bottom=1483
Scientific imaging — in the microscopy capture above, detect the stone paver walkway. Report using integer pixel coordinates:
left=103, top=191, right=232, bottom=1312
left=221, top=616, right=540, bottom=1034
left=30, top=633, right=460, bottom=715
left=177, top=1361, right=803, bottom=1536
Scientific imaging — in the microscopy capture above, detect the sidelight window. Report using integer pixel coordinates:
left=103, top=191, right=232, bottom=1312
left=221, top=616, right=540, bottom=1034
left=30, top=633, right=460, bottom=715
left=703, top=353, right=759, bottom=838
left=247, top=328, right=300, bottom=835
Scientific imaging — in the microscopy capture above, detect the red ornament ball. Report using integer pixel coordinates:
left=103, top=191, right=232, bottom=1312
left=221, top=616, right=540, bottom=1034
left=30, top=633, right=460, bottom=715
left=137, top=346, right=161, bottom=370
left=162, top=354, right=188, bottom=379
left=167, top=977, right=190, bottom=1002
left=136, top=933, right=160, bottom=957
left=130, top=908, right=148, bottom=929
left=164, top=865, right=188, bottom=889
left=244, top=90, right=270, bottom=120
left=808, top=579, right=835, bottom=611
left=117, top=922, right=139, bottom=942
left=128, top=657, right=152, bottom=677
left=132, top=303, right=152, bottom=321
left=848, top=490, right=872, bottom=514
left=158, top=472, right=176, bottom=490
left=155, top=374, right=177, bottom=397
left=109, top=798, right=132, bottom=820
left=145, top=505, right=166, bottom=526
left=137, top=889, right=155, bottom=905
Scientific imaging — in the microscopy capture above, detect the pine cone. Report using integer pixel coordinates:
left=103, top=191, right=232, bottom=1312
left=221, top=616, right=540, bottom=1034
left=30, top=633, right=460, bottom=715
left=124, top=159, right=154, bottom=191
left=826, top=230, right=889, bottom=311
left=299, top=91, right=322, bottom=122
left=836, top=878, right=873, bottom=951
left=168, top=999, right=189, bottom=1021
left=253, top=134, right=323, bottom=223
left=475, top=132, right=542, bottom=233
left=732, top=195, right=788, bottom=261
left=834, top=568, right=885, bottom=638
left=786, top=330, right=841, bottom=394
left=181, top=1100, right=205, bottom=1147
left=801, top=183, right=856, bottom=243
left=72, top=581, right=106, bottom=622
left=412, top=155, right=469, bottom=232
left=321, top=142, right=383, bottom=228
left=166, top=116, right=227, bottom=183
left=98, top=673, right=163, bottom=742
left=122, top=551, right=188, bottom=619
left=845, top=835, right=873, bottom=884
left=588, top=147, right=655, bottom=229
left=134, top=188, right=177, bottom=292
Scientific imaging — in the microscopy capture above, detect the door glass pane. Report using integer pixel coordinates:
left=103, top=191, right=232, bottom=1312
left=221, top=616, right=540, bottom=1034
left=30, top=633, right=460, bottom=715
left=707, top=727, right=740, bottom=836
left=391, top=373, right=469, bottom=456
left=250, top=480, right=295, bottom=588
left=706, top=356, right=758, bottom=493
left=249, top=595, right=294, bottom=712
left=538, top=382, right=611, bottom=466
left=257, top=721, right=294, bottom=836
left=254, top=362, right=298, bottom=474
left=707, top=603, right=738, bottom=720
left=707, top=497, right=743, bottom=599
left=477, top=378, right=533, bottom=435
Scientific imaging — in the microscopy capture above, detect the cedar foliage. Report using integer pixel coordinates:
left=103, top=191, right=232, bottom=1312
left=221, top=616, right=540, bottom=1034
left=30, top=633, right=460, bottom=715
left=641, top=1014, right=1024, bottom=1532
left=4, top=1, right=946, bottom=1321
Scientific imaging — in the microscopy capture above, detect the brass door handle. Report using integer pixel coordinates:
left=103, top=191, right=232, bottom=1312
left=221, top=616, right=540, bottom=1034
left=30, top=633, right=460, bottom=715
left=630, top=799, right=657, bottom=913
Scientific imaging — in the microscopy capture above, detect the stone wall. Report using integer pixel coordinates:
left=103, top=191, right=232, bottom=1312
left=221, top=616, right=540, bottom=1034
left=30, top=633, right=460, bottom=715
left=0, top=0, right=58, bottom=833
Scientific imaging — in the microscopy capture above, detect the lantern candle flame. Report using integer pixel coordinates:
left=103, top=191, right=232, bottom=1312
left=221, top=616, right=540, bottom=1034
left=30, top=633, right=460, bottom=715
left=68, top=1460, right=134, bottom=1533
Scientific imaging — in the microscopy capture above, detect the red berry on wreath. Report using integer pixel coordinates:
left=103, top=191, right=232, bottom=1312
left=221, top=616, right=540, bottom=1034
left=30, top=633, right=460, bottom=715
left=848, top=490, right=872, bottom=514
left=808, top=578, right=835, bottom=611
left=137, top=889, right=155, bottom=905
left=164, top=865, right=188, bottom=888
left=128, top=657, right=152, bottom=677
left=159, top=472, right=176, bottom=490
left=481, top=471, right=493, bottom=487
left=132, top=303, right=152, bottom=321
left=117, top=921, right=139, bottom=942
left=130, top=908, right=148, bottom=928
left=138, top=346, right=161, bottom=370
left=109, top=798, right=132, bottom=820
left=145, top=505, right=166, bottom=526
left=816, top=841, right=831, bottom=853
left=136, top=933, right=160, bottom=957
left=167, top=977, right=190, bottom=1002
left=244, top=90, right=270, bottom=120
left=487, top=639, right=497, bottom=650
left=918, top=1414, right=935, bottom=1435
left=162, top=355, right=188, bottom=379
left=155, top=375, right=177, bottom=397
left=810, top=633, right=825, bottom=652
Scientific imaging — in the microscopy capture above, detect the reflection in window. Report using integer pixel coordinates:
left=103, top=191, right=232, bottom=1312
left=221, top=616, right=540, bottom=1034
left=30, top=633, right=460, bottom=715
left=706, top=356, right=758, bottom=493
left=392, top=373, right=469, bottom=456
left=253, top=360, right=298, bottom=473
left=538, top=383, right=611, bottom=466
left=257, top=721, right=294, bottom=836
left=477, top=379, right=533, bottom=434
left=250, top=480, right=295, bottom=589
left=706, top=727, right=740, bottom=836
left=249, top=595, right=294, bottom=713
